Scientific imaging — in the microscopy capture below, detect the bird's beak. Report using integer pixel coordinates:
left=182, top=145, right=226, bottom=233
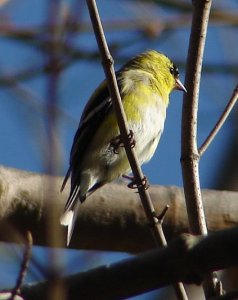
left=175, top=78, right=187, bottom=93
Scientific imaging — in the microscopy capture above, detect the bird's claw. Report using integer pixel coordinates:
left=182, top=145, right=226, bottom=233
left=110, top=130, right=136, bottom=154
left=127, top=130, right=136, bottom=149
left=127, top=176, right=149, bottom=190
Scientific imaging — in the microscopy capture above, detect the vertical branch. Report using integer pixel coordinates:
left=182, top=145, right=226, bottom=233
left=181, top=0, right=221, bottom=297
left=86, top=1, right=188, bottom=299
left=181, top=0, right=212, bottom=235
left=45, top=1, right=65, bottom=300
left=46, top=0, right=61, bottom=246
left=46, top=0, right=61, bottom=177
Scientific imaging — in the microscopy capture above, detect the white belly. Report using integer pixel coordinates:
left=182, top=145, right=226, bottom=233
left=131, top=102, right=166, bottom=164
left=102, top=94, right=166, bottom=175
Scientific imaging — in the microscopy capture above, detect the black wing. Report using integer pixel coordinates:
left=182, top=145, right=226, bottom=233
left=61, top=80, right=113, bottom=195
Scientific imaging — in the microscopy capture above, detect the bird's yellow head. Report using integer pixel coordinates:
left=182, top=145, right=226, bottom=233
left=120, top=50, right=186, bottom=106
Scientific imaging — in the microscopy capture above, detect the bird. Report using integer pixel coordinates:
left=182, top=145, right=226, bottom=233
left=60, top=50, right=186, bottom=245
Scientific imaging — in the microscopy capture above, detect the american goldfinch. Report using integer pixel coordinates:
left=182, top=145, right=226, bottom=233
left=61, top=50, right=186, bottom=245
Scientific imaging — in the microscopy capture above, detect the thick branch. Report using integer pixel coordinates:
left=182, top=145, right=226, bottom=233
left=0, top=166, right=238, bottom=253
left=20, top=227, right=238, bottom=300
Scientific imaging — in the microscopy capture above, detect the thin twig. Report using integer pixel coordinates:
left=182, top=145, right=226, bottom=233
left=181, top=0, right=223, bottom=297
left=157, top=204, right=170, bottom=223
left=86, top=1, right=188, bottom=299
left=199, top=83, right=238, bottom=156
left=10, top=231, right=33, bottom=300
left=86, top=0, right=156, bottom=245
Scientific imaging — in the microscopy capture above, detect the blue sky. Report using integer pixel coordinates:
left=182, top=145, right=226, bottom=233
left=1, top=1, right=237, bottom=189
left=0, top=0, right=237, bottom=297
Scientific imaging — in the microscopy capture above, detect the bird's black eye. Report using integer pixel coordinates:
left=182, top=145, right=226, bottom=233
left=170, top=64, right=179, bottom=77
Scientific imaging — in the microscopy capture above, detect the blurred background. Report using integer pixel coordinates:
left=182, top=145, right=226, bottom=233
left=0, top=0, right=237, bottom=299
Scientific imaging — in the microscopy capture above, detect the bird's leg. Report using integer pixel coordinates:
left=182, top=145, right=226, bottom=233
left=110, top=130, right=136, bottom=154
left=123, top=174, right=149, bottom=190
left=122, top=174, right=134, bottom=181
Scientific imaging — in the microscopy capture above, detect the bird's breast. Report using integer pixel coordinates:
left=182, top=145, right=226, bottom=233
left=128, top=96, right=166, bottom=164
left=105, top=92, right=167, bottom=167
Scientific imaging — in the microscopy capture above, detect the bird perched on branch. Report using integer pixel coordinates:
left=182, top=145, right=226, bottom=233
left=60, top=50, right=186, bottom=245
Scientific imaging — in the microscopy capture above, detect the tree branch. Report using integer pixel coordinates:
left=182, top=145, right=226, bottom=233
left=1, top=166, right=238, bottom=253
left=10, top=231, right=32, bottom=300
left=20, top=227, right=238, bottom=300
left=85, top=5, right=188, bottom=299
left=181, top=0, right=219, bottom=296
left=199, top=83, right=238, bottom=156
left=181, top=0, right=212, bottom=237
left=86, top=0, right=169, bottom=250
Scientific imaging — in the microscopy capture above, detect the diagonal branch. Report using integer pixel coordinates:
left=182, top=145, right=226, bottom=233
left=19, top=227, right=238, bottom=300
left=86, top=0, right=163, bottom=256
left=10, top=231, right=32, bottom=300
left=199, top=83, right=238, bottom=156
left=86, top=1, right=187, bottom=299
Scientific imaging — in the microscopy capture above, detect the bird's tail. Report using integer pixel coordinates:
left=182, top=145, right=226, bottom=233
left=60, top=200, right=80, bottom=246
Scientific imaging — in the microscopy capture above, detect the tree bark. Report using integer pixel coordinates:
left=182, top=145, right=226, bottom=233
left=20, top=227, right=238, bottom=300
left=0, top=165, right=237, bottom=253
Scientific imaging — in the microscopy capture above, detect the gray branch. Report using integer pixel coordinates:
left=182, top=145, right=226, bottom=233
left=20, top=227, right=238, bottom=300
left=0, top=166, right=238, bottom=253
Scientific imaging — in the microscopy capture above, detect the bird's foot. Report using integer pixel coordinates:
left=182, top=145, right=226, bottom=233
left=110, top=130, right=136, bottom=154
left=123, top=174, right=149, bottom=190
